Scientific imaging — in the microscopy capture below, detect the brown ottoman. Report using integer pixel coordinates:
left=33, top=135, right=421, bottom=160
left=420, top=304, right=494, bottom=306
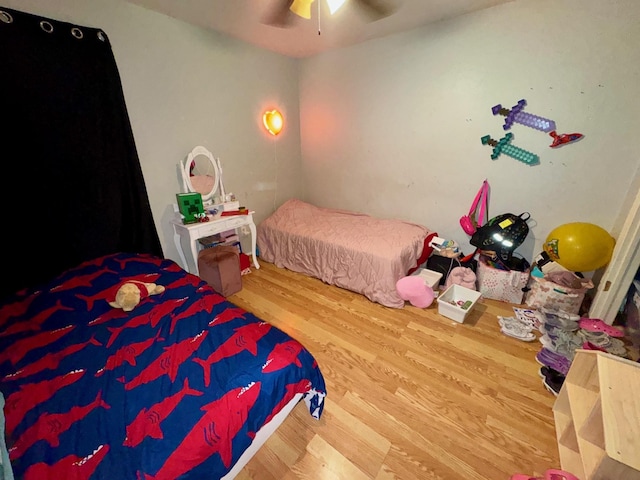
left=197, top=245, right=242, bottom=296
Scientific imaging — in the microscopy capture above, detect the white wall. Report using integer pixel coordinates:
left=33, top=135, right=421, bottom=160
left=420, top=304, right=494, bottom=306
left=1, top=0, right=303, bottom=270
left=4, top=0, right=639, bottom=271
left=299, top=0, right=640, bottom=262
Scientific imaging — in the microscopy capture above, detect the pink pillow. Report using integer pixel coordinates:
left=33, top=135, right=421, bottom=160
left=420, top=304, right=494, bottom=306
left=396, top=276, right=435, bottom=308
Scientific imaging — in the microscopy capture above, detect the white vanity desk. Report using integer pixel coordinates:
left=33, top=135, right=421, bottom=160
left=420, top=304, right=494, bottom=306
left=170, top=213, right=260, bottom=275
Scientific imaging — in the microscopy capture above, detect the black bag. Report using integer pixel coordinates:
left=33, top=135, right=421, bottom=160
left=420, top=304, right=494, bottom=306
left=426, top=255, right=478, bottom=285
left=470, top=212, right=531, bottom=262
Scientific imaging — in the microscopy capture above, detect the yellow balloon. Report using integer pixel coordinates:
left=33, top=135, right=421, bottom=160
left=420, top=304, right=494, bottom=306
left=543, top=223, right=615, bottom=272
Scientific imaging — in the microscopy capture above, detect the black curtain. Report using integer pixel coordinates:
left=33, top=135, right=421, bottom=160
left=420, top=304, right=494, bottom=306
left=0, top=6, right=163, bottom=299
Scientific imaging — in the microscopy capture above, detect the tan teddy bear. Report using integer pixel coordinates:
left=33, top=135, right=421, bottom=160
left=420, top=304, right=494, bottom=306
left=107, top=280, right=166, bottom=312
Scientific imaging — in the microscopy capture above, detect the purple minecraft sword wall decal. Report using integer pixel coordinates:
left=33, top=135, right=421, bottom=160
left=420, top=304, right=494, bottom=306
left=492, top=99, right=584, bottom=148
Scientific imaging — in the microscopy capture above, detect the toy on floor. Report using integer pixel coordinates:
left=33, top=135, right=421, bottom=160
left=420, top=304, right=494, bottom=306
left=396, top=276, right=435, bottom=308
left=481, top=133, right=540, bottom=165
left=543, top=222, right=615, bottom=272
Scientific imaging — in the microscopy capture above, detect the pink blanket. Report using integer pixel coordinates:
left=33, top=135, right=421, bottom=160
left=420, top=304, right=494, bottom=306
left=257, top=199, right=435, bottom=308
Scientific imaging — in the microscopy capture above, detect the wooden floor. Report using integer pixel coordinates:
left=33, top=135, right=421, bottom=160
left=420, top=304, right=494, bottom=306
left=228, top=262, right=560, bottom=480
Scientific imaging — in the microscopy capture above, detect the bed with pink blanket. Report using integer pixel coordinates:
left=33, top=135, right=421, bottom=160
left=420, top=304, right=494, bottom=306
left=257, top=199, right=437, bottom=308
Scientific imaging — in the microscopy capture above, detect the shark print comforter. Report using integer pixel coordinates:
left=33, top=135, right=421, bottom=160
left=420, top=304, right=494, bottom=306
left=0, top=253, right=326, bottom=480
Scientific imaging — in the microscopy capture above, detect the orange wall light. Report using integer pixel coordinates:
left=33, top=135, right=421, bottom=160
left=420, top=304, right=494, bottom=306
left=263, top=109, right=284, bottom=136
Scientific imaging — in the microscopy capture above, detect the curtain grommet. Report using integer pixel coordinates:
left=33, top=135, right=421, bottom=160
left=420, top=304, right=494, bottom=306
left=71, top=27, right=83, bottom=39
left=40, top=21, right=54, bottom=33
left=97, top=31, right=106, bottom=42
left=0, top=10, right=13, bottom=24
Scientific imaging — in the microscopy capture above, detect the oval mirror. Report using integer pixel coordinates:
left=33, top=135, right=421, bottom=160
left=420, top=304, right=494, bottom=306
left=181, top=146, right=221, bottom=205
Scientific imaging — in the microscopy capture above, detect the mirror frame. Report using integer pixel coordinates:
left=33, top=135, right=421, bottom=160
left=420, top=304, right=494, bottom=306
left=181, top=146, right=221, bottom=205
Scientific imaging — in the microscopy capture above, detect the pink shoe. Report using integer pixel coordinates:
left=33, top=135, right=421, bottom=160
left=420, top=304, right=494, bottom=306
left=582, top=341, right=608, bottom=352
left=545, top=469, right=580, bottom=480
left=578, top=318, right=625, bottom=337
left=511, top=469, right=580, bottom=480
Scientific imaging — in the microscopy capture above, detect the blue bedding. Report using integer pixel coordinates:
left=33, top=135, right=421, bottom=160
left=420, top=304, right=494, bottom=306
left=0, top=253, right=325, bottom=479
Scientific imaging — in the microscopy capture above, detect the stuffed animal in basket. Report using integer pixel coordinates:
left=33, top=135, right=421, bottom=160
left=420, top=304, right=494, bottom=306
left=445, top=266, right=477, bottom=290
left=107, top=280, right=165, bottom=312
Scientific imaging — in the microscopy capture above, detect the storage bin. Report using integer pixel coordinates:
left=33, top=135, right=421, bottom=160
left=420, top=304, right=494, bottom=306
left=437, top=284, right=482, bottom=323
left=476, top=258, right=529, bottom=304
left=524, top=274, right=593, bottom=315
left=410, top=268, right=443, bottom=293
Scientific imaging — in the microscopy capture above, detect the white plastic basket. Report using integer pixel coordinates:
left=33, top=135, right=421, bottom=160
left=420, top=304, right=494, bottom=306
left=437, top=284, right=481, bottom=323
left=410, top=268, right=443, bottom=293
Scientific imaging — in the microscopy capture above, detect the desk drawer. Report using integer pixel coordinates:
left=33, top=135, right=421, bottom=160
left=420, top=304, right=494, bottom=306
left=190, top=217, right=248, bottom=237
left=221, top=216, right=249, bottom=229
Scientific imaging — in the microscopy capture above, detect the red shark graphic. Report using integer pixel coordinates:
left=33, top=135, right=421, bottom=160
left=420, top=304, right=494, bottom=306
left=0, top=300, right=74, bottom=337
left=50, top=268, right=116, bottom=294
left=4, top=369, right=85, bottom=436
left=9, top=390, right=110, bottom=460
left=23, top=444, right=109, bottom=480
left=193, top=322, right=271, bottom=387
left=88, top=308, right=129, bottom=327
left=70, top=255, right=109, bottom=270
left=0, top=325, right=75, bottom=366
left=0, top=292, right=37, bottom=327
left=262, top=340, right=304, bottom=374
left=119, top=330, right=208, bottom=390
left=169, top=296, right=221, bottom=334
left=113, top=254, right=163, bottom=271
left=260, top=379, right=311, bottom=427
left=105, top=298, right=187, bottom=348
left=164, top=274, right=202, bottom=291
left=196, top=284, right=215, bottom=294
left=96, top=329, right=163, bottom=377
left=142, top=382, right=261, bottom=479
left=3, top=335, right=100, bottom=382
left=207, top=307, right=247, bottom=328
left=123, top=377, right=202, bottom=447
left=164, top=262, right=183, bottom=273
left=75, top=273, right=160, bottom=310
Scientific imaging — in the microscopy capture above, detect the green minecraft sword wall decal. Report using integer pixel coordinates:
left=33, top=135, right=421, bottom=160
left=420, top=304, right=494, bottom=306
left=481, top=133, right=540, bottom=166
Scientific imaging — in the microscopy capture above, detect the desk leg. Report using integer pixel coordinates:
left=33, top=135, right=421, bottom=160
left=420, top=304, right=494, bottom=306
left=190, top=239, right=200, bottom=276
left=248, top=220, right=260, bottom=269
left=173, top=225, right=189, bottom=273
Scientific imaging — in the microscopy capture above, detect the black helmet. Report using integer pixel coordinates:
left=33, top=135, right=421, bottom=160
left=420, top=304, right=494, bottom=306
left=470, top=212, right=530, bottom=262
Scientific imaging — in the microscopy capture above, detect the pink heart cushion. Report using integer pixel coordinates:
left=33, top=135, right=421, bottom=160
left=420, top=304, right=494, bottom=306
left=396, top=276, right=435, bottom=308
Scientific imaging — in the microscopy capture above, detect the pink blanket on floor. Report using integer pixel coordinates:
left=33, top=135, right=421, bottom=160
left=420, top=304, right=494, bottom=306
left=257, top=199, right=435, bottom=308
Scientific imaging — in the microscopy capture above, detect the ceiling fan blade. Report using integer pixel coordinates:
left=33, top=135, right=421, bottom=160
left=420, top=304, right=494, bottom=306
left=352, top=0, right=396, bottom=21
left=262, top=0, right=296, bottom=28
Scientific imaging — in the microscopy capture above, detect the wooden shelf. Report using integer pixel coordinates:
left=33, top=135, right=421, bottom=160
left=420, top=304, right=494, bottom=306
left=553, top=350, right=640, bottom=480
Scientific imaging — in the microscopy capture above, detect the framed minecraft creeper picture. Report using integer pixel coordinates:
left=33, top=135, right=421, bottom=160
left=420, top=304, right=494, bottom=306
left=176, top=192, right=205, bottom=224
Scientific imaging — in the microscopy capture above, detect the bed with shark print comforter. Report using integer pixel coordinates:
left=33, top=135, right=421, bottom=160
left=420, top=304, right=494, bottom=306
left=0, top=252, right=326, bottom=480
